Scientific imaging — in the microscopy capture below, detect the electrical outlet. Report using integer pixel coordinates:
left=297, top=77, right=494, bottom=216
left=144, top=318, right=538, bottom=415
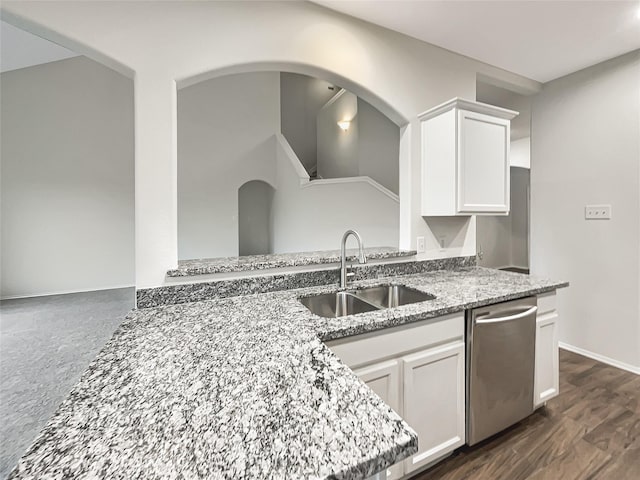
left=585, top=205, right=612, bottom=220
left=416, top=236, right=425, bottom=253
left=438, top=235, right=446, bottom=251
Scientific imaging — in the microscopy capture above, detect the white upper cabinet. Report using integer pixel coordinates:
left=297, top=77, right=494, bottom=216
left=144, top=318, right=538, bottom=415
left=419, top=98, right=518, bottom=216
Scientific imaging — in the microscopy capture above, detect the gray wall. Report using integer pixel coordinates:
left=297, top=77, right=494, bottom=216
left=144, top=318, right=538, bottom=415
left=272, top=136, right=399, bottom=253
left=476, top=168, right=529, bottom=270
left=357, top=97, right=400, bottom=194
left=531, top=50, right=640, bottom=368
left=317, top=90, right=360, bottom=179
left=317, top=91, right=400, bottom=194
left=280, top=72, right=335, bottom=174
left=477, top=81, right=531, bottom=141
left=0, top=56, right=134, bottom=299
left=178, top=72, right=280, bottom=260
left=475, top=83, right=530, bottom=270
left=476, top=212, right=513, bottom=269
left=510, top=167, right=529, bottom=268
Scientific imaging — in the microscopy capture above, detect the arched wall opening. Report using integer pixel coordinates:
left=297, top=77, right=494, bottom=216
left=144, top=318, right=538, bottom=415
left=177, top=61, right=409, bottom=128
left=0, top=22, right=135, bottom=299
left=238, top=180, right=276, bottom=256
left=177, top=66, right=406, bottom=260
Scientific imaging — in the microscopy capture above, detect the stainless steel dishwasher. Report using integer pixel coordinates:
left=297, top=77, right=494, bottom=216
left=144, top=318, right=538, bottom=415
left=466, top=296, right=538, bottom=445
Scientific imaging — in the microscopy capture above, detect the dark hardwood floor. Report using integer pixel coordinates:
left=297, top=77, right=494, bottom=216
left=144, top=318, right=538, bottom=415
left=413, top=349, right=640, bottom=480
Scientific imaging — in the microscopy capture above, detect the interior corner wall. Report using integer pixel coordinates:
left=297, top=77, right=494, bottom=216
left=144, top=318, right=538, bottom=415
left=510, top=137, right=531, bottom=169
left=280, top=72, right=335, bottom=174
left=177, top=71, right=280, bottom=260
left=317, top=90, right=359, bottom=179
left=475, top=167, right=530, bottom=270
left=475, top=214, right=513, bottom=269
left=0, top=56, right=134, bottom=299
left=475, top=81, right=532, bottom=142
left=316, top=92, right=400, bottom=194
left=531, top=51, right=640, bottom=369
left=357, top=98, right=400, bottom=195
left=510, top=167, right=529, bottom=269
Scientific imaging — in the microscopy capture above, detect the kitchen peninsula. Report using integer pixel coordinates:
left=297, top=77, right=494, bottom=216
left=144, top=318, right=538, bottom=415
left=8, top=257, right=567, bottom=480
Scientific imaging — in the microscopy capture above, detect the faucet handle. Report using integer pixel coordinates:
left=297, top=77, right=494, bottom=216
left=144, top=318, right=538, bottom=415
left=346, top=264, right=357, bottom=281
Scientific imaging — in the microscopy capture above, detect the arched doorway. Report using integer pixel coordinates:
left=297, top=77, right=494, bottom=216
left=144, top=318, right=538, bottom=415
left=238, top=180, right=276, bottom=256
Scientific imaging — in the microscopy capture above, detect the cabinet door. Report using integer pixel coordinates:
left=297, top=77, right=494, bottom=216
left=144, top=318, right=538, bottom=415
left=457, top=109, right=510, bottom=214
left=534, top=312, right=559, bottom=407
left=401, top=341, right=465, bottom=475
left=354, top=360, right=403, bottom=480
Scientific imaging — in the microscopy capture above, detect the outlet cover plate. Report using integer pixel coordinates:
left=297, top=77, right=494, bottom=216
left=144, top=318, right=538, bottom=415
left=585, top=204, right=611, bottom=220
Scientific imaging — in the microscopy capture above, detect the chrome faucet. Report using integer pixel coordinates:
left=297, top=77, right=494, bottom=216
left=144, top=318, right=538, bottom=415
left=340, top=230, right=367, bottom=288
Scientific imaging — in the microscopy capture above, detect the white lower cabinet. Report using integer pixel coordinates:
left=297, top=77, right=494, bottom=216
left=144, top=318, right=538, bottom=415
left=534, top=292, right=560, bottom=407
left=327, top=313, right=465, bottom=479
left=401, top=341, right=466, bottom=475
left=354, top=360, right=403, bottom=480
left=329, top=291, right=559, bottom=478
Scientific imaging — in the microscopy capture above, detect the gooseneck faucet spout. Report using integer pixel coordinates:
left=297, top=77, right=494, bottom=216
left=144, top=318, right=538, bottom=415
left=340, top=230, right=367, bottom=289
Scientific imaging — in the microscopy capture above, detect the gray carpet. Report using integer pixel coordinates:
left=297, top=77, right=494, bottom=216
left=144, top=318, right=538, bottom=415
left=0, top=287, right=135, bottom=479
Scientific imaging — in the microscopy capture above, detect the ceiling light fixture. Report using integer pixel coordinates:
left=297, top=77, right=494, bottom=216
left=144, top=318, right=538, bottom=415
left=337, top=120, right=350, bottom=131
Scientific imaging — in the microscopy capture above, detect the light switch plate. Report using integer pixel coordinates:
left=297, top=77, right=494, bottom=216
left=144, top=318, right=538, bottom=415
left=585, top=204, right=611, bottom=220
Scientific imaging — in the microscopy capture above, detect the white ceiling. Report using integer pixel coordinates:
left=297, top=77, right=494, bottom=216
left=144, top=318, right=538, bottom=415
left=2, top=3, right=638, bottom=81
left=1, top=20, right=78, bottom=73
left=313, top=0, right=640, bottom=83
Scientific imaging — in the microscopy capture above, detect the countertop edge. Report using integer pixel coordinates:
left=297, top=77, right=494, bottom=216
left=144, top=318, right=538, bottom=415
left=317, top=280, right=569, bottom=343
left=167, top=249, right=418, bottom=277
left=329, top=434, right=418, bottom=480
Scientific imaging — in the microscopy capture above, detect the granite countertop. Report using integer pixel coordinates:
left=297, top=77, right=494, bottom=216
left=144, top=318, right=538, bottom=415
left=9, top=267, right=567, bottom=480
left=167, top=247, right=417, bottom=277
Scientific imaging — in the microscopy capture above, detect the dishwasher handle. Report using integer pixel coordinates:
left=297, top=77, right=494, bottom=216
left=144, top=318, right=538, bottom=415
left=475, top=305, right=538, bottom=324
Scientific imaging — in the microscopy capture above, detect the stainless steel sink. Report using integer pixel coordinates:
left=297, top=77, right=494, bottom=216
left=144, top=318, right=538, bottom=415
left=299, top=284, right=436, bottom=318
left=299, top=291, right=380, bottom=318
left=352, top=284, right=436, bottom=308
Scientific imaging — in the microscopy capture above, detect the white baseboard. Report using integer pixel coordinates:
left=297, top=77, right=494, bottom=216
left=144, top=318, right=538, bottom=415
left=1, top=284, right=135, bottom=301
left=559, top=342, right=640, bottom=375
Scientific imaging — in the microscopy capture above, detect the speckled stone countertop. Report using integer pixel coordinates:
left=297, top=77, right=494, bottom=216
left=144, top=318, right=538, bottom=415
left=167, top=247, right=417, bottom=277
left=9, top=267, right=567, bottom=480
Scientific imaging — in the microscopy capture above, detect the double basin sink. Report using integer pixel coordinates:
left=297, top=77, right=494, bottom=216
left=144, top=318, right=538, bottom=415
left=300, top=284, right=436, bottom=318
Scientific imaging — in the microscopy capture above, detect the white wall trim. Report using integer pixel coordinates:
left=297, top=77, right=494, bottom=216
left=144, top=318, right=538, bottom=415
left=559, top=342, right=640, bottom=375
left=398, top=123, right=412, bottom=250
left=275, top=133, right=310, bottom=181
left=301, top=176, right=399, bottom=203
left=1, top=284, right=135, bottom=301
left=275, top=132, right=400, bottom=202
left=319, top=88, right=346, bottom=111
